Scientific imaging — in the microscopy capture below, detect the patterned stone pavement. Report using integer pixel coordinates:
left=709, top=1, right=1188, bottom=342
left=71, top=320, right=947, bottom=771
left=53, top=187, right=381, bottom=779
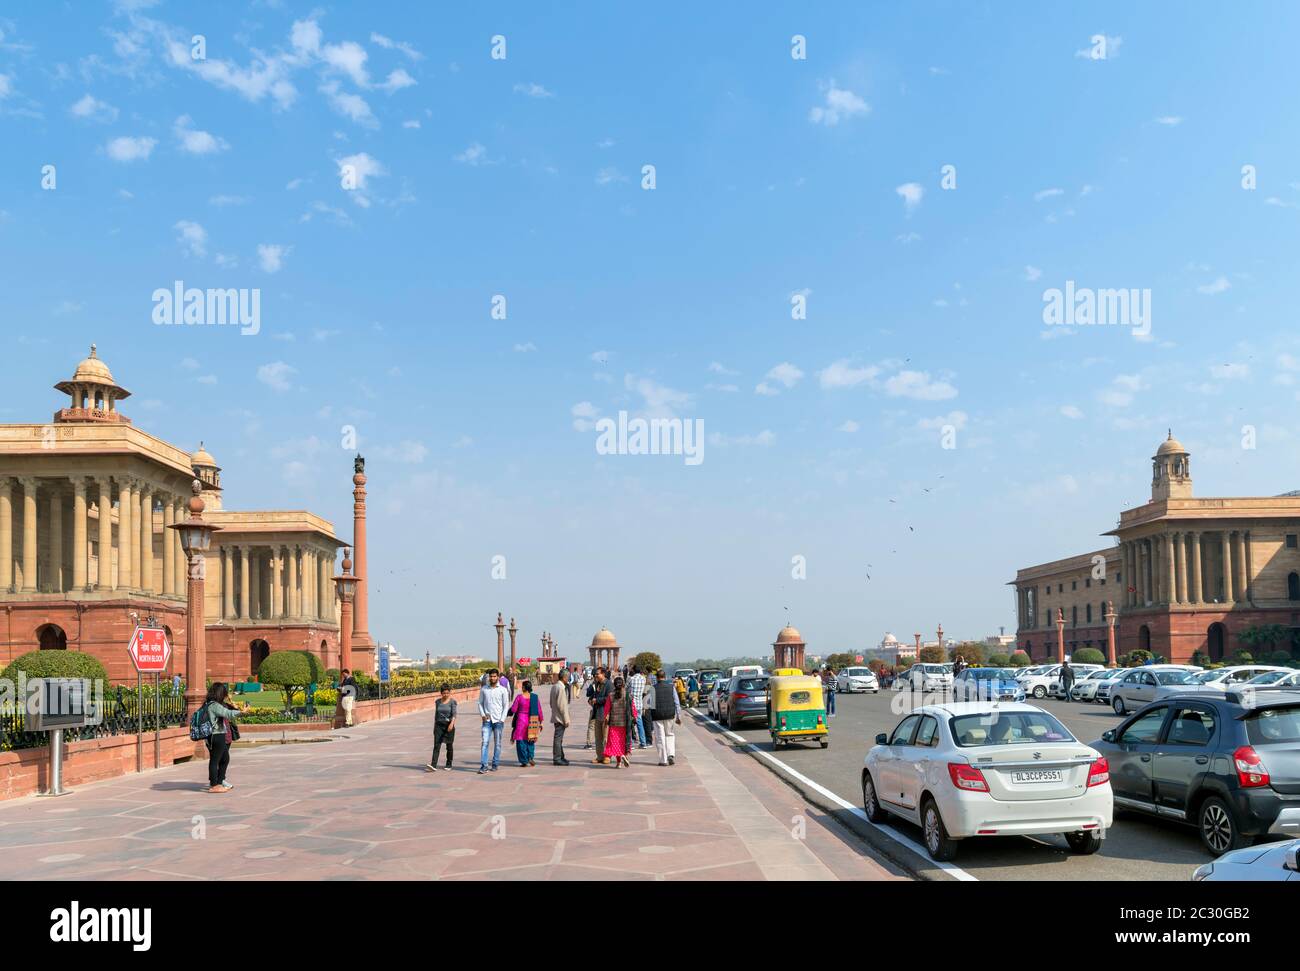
left=0, top=702, right=902, bottom=881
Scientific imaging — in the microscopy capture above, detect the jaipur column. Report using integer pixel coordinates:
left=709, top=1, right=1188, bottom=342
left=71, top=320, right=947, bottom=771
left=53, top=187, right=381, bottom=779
left=72, top=478, right=88, bottom=591
left=162, top=493, right=175, bottom=596
left=19, top=476, right=38, bottom=592
left=351, top=462, right=374, bottom=652
left=0, top=477, right=11, bottom=592
left=117, top=477, right=133, bottom=591
left=96, top=478, right=114, bottom=590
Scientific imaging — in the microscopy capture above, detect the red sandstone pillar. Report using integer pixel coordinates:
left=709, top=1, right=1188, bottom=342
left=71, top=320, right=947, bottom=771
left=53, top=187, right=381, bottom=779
left=350, top=457, right=375, bottom=669
left=1056, top=607, right=1066, bottom=662
left=1105, top=601, right=1117, bottom=666
left=495, top=612, right=505, bottom=671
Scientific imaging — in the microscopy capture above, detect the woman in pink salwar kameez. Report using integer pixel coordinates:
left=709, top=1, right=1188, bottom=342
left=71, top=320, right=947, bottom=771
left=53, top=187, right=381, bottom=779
left=603, top=677, right=634, bottom=767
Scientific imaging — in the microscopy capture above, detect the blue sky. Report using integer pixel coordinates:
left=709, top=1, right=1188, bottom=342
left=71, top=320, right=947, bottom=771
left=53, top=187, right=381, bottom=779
left=3, top=1, right=1300, bottom=661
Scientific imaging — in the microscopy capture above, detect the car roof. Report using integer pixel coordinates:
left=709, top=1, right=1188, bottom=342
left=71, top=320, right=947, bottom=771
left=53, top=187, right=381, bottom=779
left=914, top=700, right=1045, bottom=717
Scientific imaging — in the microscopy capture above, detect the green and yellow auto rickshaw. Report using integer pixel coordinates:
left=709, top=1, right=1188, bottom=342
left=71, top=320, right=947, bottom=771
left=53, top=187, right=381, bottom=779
left=766, top=671, right=829, bottom=749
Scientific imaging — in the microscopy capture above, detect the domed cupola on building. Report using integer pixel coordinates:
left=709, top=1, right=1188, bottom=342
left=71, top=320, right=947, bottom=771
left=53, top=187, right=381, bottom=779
left=192, top=443, right=224, bottom=511
left=1151, top=430, right=1192, bottom=501
left=53, top=344, right=132, bottom=424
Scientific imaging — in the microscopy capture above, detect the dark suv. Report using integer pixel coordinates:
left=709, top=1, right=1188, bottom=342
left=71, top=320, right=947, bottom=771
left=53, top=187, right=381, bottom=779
left=720, top=675, right=769, bottom=730
left=1091, top=689, right=1300, bottom=854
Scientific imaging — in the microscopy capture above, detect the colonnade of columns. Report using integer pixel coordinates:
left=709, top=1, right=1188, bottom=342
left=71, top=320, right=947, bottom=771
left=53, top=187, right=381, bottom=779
left=214, top=543, right=338, bottom=624
left=589, top=646, right=621, bottom=670
left=0, top=474, right=188, bottom=596
left=1120, top=528, right=1251, bottom=608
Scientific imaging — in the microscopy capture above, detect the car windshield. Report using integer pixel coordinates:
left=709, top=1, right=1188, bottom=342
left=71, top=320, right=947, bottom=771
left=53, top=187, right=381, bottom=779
left=1248, top=671, right=1291, bottom=685
left=846, top=668, right=869, bottom=676
left=735, top=678, right=767, bottom=692
left=921, top=665, right=947, bottom=674
left=1195, top=670, right=1229, bottom=683
left=950, top=710, right=1076, bottom=746
left=1246, top=706, right=1300, bottom=745
left=1156, top=671, right=1196, bottom=685
left=974, top=669, right=1009, bottom=679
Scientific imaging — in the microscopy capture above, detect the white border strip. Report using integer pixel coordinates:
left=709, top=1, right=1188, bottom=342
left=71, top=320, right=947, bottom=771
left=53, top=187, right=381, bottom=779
left=698, top=712, right=978, bottom=882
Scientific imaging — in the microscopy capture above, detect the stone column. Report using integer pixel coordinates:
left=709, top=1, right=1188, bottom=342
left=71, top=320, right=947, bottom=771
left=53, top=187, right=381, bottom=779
left=318, top=552, right=329, bottom=620
left=222, top=547, right=234, bottom=619
left=1232, top=530, right=1246, bottom=602
left=1136, top=541, right=1147, bottom=604
left=239, top=546, right=251, bottom=620
left=272, top=548, right=284, bottom=619
left=0, top=477, right=11, bottom=591
left=96, top=478, right=113, bottom=590
left=1244, top=531, right=1254, bottom=603
left=1163, top=533, right=1175, bottom=605
left=139, top=483, right=154, bottom=594
left=72, top=478, right=88, bottom=591
left=172, top=498, right=185, bottom=595
left=1174, top=532, right=1187, bottom=604
left=128, top=479, right=141, bottom=590
left=117, top=478, right=133, bottom=591
left=249, top=549, right=261, bottom=620
left=46, top=486, right=63, bottom=593
left=1189, top=531, right=1202, bottom=604
left=1220, top=532, right=1233, bottom=604
left=19, top=476, right=38, bottom=592
left=288, top=545, right=300, bottom=619
left=306, top=549, right=317, bottom=618
left=161, top=495, right=175, bottom=596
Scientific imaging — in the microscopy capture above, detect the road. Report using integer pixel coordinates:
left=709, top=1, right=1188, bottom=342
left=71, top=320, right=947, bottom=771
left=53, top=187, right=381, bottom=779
left=692, top=687, right=1225, bottom=882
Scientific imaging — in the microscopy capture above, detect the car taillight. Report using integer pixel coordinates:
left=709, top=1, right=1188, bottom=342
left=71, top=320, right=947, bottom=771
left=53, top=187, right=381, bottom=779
left=816, top=714, right=823, bottom=725
left=1087, top=757, right=1110, bottom=788
left=779, top=716, right=787, bottom=727
left=1233, top=746, right=1270, bottom=788
left=732, top=692, right=749, bottom=701
left=947, top=763, right=989, bottom=792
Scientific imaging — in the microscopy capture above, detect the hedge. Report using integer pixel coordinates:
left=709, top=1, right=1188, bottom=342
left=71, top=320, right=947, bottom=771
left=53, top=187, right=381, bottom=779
left=1071, top=648, right=1106, bottom=665
left=1, top=650, right=108, bottom=685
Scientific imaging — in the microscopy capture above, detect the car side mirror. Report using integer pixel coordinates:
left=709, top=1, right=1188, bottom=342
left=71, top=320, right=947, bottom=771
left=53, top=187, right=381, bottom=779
left=1287, top=847, right=1300, bottom=873
left=1101, top=730, right=1115, bottom=743
left=875, top=733, right=889, bottom=745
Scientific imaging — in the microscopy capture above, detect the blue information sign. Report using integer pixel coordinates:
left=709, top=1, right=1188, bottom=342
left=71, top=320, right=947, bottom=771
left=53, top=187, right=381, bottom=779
left=377, top=648, right=390, bottom=683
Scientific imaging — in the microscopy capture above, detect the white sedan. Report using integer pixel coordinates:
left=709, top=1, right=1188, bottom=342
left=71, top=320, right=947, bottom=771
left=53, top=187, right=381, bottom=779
left=1152, top=665, right=1294, bottom=702
left=861, top=701, right=1113, bottom=862
left=893, top=664, right=954, bottom=693
left=836, top=666, right=880, bottom=693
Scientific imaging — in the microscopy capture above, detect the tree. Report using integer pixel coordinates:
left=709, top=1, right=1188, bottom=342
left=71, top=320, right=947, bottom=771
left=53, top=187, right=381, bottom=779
left=1072, top=648, right=1106, bottom=665
left=1, top=650, right=109, bottom=686
left=951, top=641, right=987, bottom=665
left=918, top=645, right=945, bottom=664
left=988, top=654, right=1010, bottom=668
left=1008, top=651, right=1031, bottom=668
left=897, top=657, right=916, bottom=670
left=867, top=659, right=889, bottom=678
left=257, top=651, right=325, bottom=710
left=628, top=652, right=663, bottom=675
left=1241, top=624, right=1289, bottom=658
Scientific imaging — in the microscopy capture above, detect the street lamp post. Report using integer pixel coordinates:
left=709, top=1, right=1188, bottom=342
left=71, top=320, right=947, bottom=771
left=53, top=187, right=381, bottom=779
left=168, top=480, right=222, bottom=716
left=333, top=548, right=359, bottom=673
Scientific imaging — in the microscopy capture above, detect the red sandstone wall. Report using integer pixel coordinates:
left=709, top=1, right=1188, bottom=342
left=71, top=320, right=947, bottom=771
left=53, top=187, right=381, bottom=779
left=342, top=686, right=478, bottom=727
left=0, top=727, right=203, bottom=801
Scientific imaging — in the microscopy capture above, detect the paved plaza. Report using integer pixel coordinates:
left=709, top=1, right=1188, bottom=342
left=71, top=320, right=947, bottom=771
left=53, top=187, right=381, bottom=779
left=0, top=703, right=901, bottom=882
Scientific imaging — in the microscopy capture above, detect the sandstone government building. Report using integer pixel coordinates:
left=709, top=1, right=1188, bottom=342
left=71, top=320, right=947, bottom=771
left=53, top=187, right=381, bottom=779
left=1012, top=432, right=1300, bottom=664
left=0, top=346, right=374, bottom=683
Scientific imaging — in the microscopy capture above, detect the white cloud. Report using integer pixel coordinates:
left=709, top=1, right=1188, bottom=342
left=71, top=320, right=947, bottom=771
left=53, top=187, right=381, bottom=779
left=1154, top=115, right=1183, bottom=127
left=513, top=342, right=537, bottom=353
left=1196, top=275, right=1231, bottom=295
left=173, top=220, right=207, bottom=259
left=378, top=68, right=416, bottom=93
left=918, top=410, right=967, bottom=430
left=1033, top=187, right=1064, bottom=202
left=370, top=32, right=423, bottom=61
left=1098, top=373, right=1143, bottom=407
left=571, top=400, right=600, bottom=431
left=1075, top=35, right=1123, bottom=60
left=1060, top=405, right=1084, bottom=420
left=374, top=440, right=429, bottom=464
left=402, top=119, right=421, bottom=129
left=209, top=194, right=250, bottom=206
left=708, top=362, right=738, bottom=376
left=764, top=362, right=804, bottom=389
left=454, top=142, right=487, bottom=166
left=0, top=74, right=10, bottom=100
left=818, top=359, right=881, bottom=390
left=513, top=82, right=554, bottom=98
left=809, top=79, right=869, bottom=126
left=595, top=167, right=627, bottom=185
left=838, top=420, right=859, bottom=433
left=320, top=80, right=376, bottom=127
left=70, top=93, right=117, bottom=122
left=883, top=370, right=958, bottom=401
left=1023, top=265, right=1042, bottom=281
left=754, top=382, right=778, bottom=396
left=895, top=182, right=924, bottom=212
left=708, top=430, right=775, bottom=448
left=105, top=136, right=156, bottom=162
left=336, top=151, right=386, bottom=190
left=624, top=374, right=692, bottom=418
left=257, top=361, right=297, bottom=392
left=174, top=115, right=229, bottom=155
left=257, top=243, right=289, bottom=273
left=320, top=40, right=370, bottom=87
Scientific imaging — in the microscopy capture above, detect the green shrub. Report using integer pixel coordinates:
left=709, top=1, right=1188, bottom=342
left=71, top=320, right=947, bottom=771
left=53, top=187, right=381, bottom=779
left=1190, top=651, right=1211, bottom=669
left=1008, top=651, right=1031, bottom=667
left=988, top=654, right=1010, bottom=667
left=1072, top=648, right=1106, bottom=665
left=1267, top=650, right=1294, bottom=666
left=256, top=651, right=325, bottom=708
left=238, top=707, right=300, bottom=725
left=1, top=650, right=108, bottom=685
left=1229, top=649, right=1255, bottom=665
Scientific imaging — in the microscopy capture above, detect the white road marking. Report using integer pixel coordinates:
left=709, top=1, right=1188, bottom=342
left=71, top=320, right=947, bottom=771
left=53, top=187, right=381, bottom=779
left=693, top=711, right=978, bottom=882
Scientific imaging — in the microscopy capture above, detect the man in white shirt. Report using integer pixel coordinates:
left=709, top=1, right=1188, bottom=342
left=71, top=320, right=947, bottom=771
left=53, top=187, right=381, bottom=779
left=477, top=669, right=511, bottom=774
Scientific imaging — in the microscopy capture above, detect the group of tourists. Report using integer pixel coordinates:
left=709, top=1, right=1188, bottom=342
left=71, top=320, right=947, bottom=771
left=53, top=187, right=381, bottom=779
left=424, top=664, right=684, bottom=775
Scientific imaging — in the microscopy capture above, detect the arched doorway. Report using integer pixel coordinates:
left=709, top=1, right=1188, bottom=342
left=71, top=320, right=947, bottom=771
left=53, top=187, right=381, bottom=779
left=37, top=624, right=67, bottom=651
left=250, top=639, right=270, bottom=678
left=1207, top=623, right=1226, bottom=662
left=1289, top=572, right=1300, bottom=601
left=1138, top=625, right=1151, bottom=653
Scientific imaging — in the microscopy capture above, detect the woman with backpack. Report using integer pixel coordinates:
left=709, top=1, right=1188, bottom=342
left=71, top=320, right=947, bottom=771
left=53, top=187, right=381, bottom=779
left=200, top=683, right=248, bottom=793
left=508, top=679, right=543, bottom=767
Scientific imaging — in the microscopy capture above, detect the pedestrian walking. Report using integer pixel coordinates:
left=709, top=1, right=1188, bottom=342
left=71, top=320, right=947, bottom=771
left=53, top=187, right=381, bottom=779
left=953, top=654, right=966, bottom=678
left=171, top=673, right=182, bottom=695
left=426, top=684, right=458, bottom=772
left=339, top=668, right=358, bottom=727
left=627, top=665, right=648, bottom=749
left=650, top=669, right=681, bottom=766
left=823, top=667, right=837, bottom=717
left=1060, top=659, right=1075, bottom=702
left=686, top=673, right=699, bottom=707
left=642, top=674, right=656, bottom=744
left=603, top=677, right=635, bottom=768
left=586, top=668, right=611, bottom=763
left=200, top=682, right=248, bottom=793
left=477, top=668, right=510, bottom=774
left=508, top=679, right=543, bottom=767
left=550, top=669, right=572, bottom=765
left=673, top=673, right=688, bottom=706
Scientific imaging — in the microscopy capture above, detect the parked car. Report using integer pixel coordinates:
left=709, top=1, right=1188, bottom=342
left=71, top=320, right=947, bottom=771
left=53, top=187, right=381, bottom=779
left=1048, top=664, right=1106, bottom=698
left=1092, top=691, right=1300, bottom=854
left=1094, top=664, right=1200, bottom=707
left=1155, top=666, right=1295, bottom=702
left=697, top=669, right=722, bottom=697
left=952, top=667, right=1025, bottom=702
left=862, top=702, right=1113, bottom=861
left=673, top=668, right=698, bottom=681
left=836, top=666, right=880, bottom=694
left=1192, top=838, right=1300, bottom=881
left=1246, top=670, right=1300, bottom=689
left=893, top=664, right=954, bottom=693
left=1017, top=663, right=1104, bottom=699
left=1110, top=667, right=1210, bottom=715
left=1071, top=668, right=1124, bottom=703
left=728, top=665, right=766, bottom=678
left=707, top=678, right=729, bottom=719
left=719, top=674, right=770, bottom=729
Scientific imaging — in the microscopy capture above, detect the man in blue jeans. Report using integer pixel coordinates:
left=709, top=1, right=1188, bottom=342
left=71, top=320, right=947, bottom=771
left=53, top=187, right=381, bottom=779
left=477, top=668, right=510, bottom=774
